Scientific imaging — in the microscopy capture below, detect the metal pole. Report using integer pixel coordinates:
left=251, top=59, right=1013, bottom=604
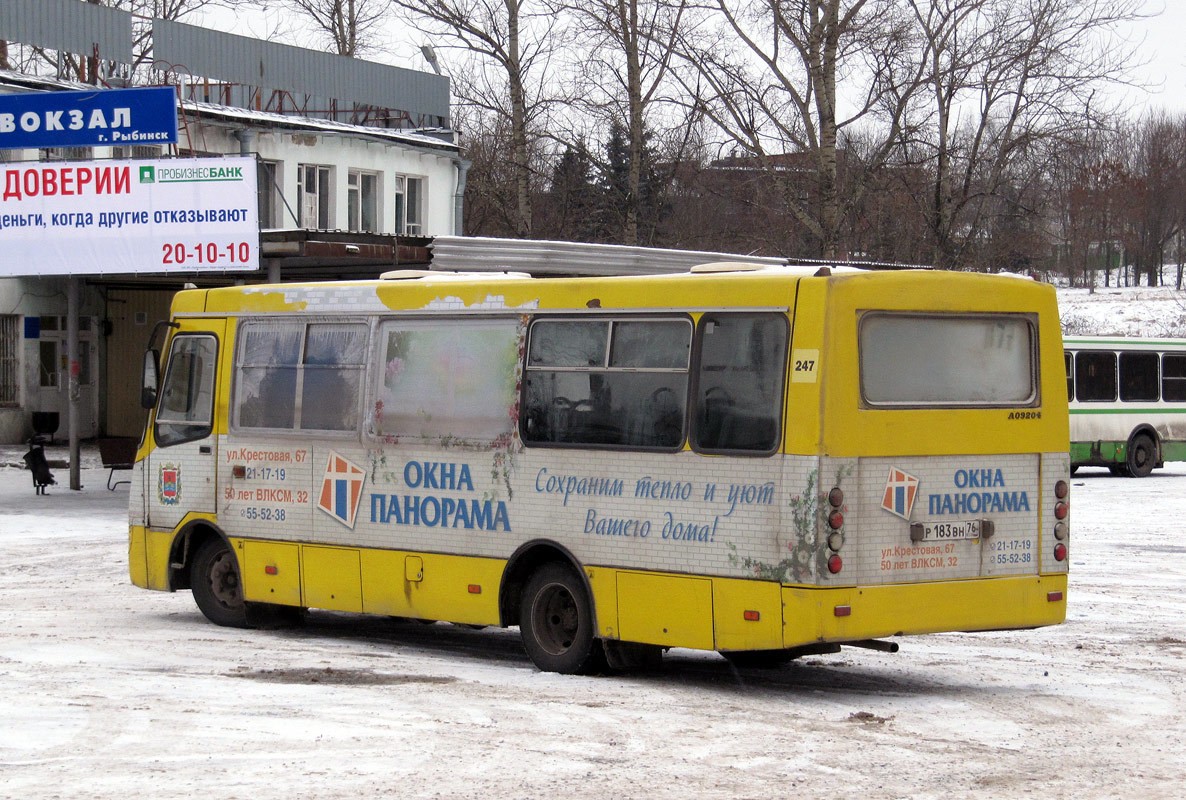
left=67, top=277, right=80, bottom=490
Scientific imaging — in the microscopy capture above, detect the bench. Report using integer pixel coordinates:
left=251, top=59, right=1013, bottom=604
left=98, top=437, right=137, bottom=490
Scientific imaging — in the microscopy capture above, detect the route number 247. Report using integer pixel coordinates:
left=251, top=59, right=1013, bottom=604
left=794, top=358, right=816, bottom=372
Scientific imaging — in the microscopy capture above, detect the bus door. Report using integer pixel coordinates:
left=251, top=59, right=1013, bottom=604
left=144, top=320, right=224, bottom=531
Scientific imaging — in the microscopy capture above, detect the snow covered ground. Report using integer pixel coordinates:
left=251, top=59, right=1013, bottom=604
left=1, top=462, right=1183, bottom=799
left=1, top=280, right=1184, bottom=799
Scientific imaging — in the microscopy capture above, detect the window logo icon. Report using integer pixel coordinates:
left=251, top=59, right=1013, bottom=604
left=318, top=452, right=366, bottom=528
left=881, top=467, right=919, bottom=520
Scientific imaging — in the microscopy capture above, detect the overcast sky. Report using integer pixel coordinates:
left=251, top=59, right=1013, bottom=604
left=1125, top=0, right=1186, bottom=112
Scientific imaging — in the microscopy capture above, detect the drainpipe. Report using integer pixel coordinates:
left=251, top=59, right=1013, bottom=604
left=233, top=128, right=256, bottom=155
left=454, top=159, right=470, bottom=236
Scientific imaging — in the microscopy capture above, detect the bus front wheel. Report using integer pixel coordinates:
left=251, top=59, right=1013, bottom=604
left=1126, top=433, right=1157, bottom=479
left=191, top=538, right=249, bottom=628
left=519, top=563, right=601, bottom=674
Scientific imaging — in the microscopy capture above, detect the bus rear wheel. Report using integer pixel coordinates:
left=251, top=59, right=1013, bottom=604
left=191, top=538, right=249, bottom=628
left=519, top=563, right=601, bottom=674
left=1126, top=433, right=1157, bottom=479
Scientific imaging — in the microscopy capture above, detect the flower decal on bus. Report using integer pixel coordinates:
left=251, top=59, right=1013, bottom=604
left=318, top=452, right=366, bottom=529
left=882, top=467, right=920, bottom=520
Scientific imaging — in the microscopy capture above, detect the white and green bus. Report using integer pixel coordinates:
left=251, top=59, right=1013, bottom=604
left=1064, top=336, right=1186, bottom=477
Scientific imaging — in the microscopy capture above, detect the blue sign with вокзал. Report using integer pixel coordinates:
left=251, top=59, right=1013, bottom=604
left=0, top=85, right=177, bottom=150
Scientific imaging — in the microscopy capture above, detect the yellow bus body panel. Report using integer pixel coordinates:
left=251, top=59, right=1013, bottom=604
left=128, top=525, right=149, bottom=588
left=616, top=571, right=715, bottom=650
left=303, top=545, right=364, bottom=613
left=358, top=550, right=503, bottom=625
left=238, top=539, right=302, bottom=606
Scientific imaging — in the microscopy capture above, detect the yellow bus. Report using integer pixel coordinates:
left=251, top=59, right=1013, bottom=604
left=128, top=261, right=1070, bottom=673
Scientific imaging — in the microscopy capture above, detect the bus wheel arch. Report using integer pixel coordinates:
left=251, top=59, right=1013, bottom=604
left=189, top=535, right=250, bottom=629
left=167, top=521, right=228, bottom=591
left=498, top=541, right=588, bottom=627
left=1126, top=429, right=1160, bottom=478
left=499, top=541, right=604, bottom=674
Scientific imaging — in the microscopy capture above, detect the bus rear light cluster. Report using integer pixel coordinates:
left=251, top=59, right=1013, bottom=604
left=826, top=486, right=845, bottom=573
left=1053, top=479, right=1069, bottom=562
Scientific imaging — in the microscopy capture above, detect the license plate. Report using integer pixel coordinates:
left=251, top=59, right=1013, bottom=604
left=910, top=519, right=981, bottom=542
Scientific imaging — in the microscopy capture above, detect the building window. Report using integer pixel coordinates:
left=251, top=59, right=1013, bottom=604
left=33, top=317, right=96, bottom=390
left=258, top=161, right=281, bottom=228
left=394, top=175, right=424, bottom=235
left=0, top=315, right=19, bottom=407
left=39, top=146, right=94, bottom=161
left=297, top=163, right=332, bottom=229
left=112, top=146, right=162, bottom=159
left=348, top=170, right=379, bottom=232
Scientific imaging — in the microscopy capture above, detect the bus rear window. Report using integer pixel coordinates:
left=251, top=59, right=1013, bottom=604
left=860, top=313, right=1037, bottom=407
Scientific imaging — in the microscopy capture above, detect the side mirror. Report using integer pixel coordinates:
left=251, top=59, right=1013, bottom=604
left=141, top=349, right=159, bottom=409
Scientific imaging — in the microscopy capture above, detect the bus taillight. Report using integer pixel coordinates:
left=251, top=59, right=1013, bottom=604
left=1053, top=543, right=1068, bottom=562
left=1054, top=501, right=1068, bottom=520
left=827, top=554, right=843, bottom=574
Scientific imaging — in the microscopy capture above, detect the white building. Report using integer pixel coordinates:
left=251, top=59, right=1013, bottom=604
left=0, top=7, right=464, bottom=445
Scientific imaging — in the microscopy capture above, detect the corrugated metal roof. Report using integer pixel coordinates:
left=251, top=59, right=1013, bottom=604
left=428, top=236, right=791, bottom=276
left=154, top=20, right=450, bottom=124
left=0, top=0, right=133, bottom=63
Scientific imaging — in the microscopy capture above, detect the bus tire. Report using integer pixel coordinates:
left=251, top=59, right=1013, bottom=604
left=190, top=538, right=249, bottom=628
left=519, top=563, right=600, bottom=674
left=1126, top=433, right=1157, bottom=479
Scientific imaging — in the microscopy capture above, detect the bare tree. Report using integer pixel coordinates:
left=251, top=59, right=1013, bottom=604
left=906, top=0, right=1142, bottom=269
left=674, top=0, right=924, bottom=259
left=278, top=0, right=390, bottom=56
left=559, top=0, right=687, bottom=244
left=388, top=0, right=566, bottom=238
left=1114, top=112, right=1186, bottom=285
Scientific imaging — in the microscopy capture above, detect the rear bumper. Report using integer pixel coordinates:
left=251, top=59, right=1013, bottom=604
left=782, top=573, right=1068, bottom=646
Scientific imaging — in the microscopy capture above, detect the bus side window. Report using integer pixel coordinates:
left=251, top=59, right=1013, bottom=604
left=1065, top=351, right=1074, bottom=400
left=692, top=314, right=787, bottom=453
left=1119, top=351, right=1159, bottom=402
left=299, top=323, right=367, bottom=432
left=522, top=318, right=691, bottom=449
left=156, top=334, right=217, bottom=447
left=236, top=322, right=301, bottom=429
left=1074, top=351, right=1117, bottom=402
left=1164, top=354, right=1186, bottom=402
left=234, top=320, right=366, bottom=433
